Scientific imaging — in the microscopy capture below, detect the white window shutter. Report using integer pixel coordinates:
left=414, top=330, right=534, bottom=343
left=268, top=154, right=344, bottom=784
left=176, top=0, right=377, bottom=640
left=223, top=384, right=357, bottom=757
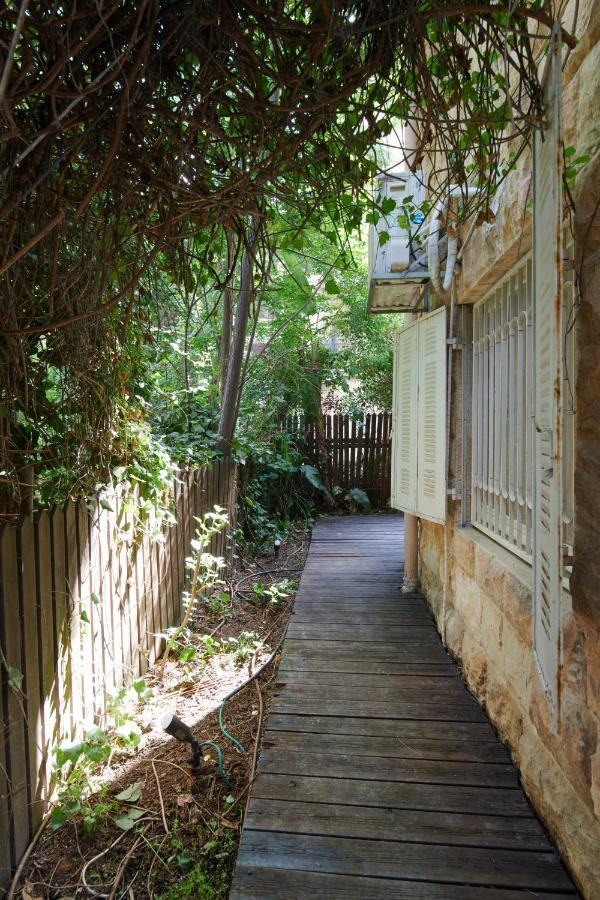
left=391, top=323, right=418, bottom=514
left=533, top=32, right=562, bottom=713
left=417, top=307, right=447, bottom=523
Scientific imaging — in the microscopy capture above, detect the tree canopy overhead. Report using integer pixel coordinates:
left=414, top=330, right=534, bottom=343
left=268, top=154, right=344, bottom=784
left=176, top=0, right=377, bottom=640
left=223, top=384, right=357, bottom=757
left=0, top=1, right=571, bottom=503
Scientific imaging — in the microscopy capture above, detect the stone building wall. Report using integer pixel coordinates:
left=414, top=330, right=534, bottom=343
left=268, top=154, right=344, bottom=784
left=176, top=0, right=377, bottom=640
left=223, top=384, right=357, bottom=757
left=417, top=3, right=600, bottom=897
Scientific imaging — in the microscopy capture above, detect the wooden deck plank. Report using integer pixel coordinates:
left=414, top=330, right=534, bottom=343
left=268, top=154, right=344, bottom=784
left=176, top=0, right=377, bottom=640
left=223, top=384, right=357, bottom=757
left=296, top=591, right=408, bottom=599
left=292, top=604, right=431, bottom=616
left=279, top=657, right=458, bottom=675
left=290, top=615, right=433, bottom=626
left=230, top=515, right=578, bottom=898
left=257, top=748, right=518, bottom=788
left=282, top=638, right=451, bottom=658
left=265, top=713, right=498, bottom=741
left=292, top=601, right=428, bottom=612
left=251, top=772, right=536, bottom=817
left=261, top=729, right=511, bottom=762
left=243, top=798, right=550, bottom=850
left=293, top=594, right=427, bottom=604
left=231, top=867, right=576, bottom=899
left=236, top=832, right=576, bottom=891
left=272, top=679, right=481, bottom=705
left=286, top=624, right=440, bottom=641
left=274, top=671, right=474, bottom=693
left=269, top=698, right=489, bottom=722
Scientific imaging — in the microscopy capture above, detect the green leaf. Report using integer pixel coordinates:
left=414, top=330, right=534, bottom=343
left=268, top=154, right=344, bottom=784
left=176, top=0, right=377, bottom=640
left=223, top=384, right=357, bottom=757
left=82, top=814, right=97, bottom=837
left=115, top=721, right=142, bottom=747
left=91, top=592, right=101, bottom=605
left=8, top=666, right=23, bottom=694
left=347, top=487, right=371, bottom=510
left=299, top=464, right=326, bottom=492
left=84, top=743, right=109, bottom=763
left=115, top=782, right=143, bottom=803
left=100, top=499, right=113, bottom=512
left=114, top=807, right=145, bottom=830
left=280, top=250, right=310, bottom=292
left=299, top=465, right=333, bottom=503
left=121, top=497, right=134, bottom=515
left=80, top=610, right=90, bottom=624
left=176, top=851, right=195, bottom=871
left=378, top=230, right=390, bottom=246
left=380, top=197, right=396, bottom=215
left=50, top=806, right=71, bottom=830
left=86, top=725, right=108, bottom=743
left=132, top=678, right=153, bottom=702
left=54, top=740, right=86, bottom=768
left=325, top=278, right=340, bottom=295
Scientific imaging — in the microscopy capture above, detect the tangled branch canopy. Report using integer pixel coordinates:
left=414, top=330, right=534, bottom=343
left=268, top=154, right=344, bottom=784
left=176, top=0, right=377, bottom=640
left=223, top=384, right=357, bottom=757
left=0, top=0, right=567, bottom=498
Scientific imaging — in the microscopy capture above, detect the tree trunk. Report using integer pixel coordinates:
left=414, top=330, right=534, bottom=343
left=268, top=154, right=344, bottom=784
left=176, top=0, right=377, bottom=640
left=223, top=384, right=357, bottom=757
left=219, top=229, right=235, bottom=401
left=183, top=300, right=192, bottom=434
left=311, top=362, right=334, bottom=506
left=217, top=218, right=258, bottom=455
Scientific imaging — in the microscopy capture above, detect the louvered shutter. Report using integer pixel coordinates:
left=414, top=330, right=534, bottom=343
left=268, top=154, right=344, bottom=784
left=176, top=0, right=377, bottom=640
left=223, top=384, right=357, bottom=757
left=391, top=323, right=418, bottom=514
left=417, top=307, right=447, bottom=523
left=532, top=32, right=562, bottom=712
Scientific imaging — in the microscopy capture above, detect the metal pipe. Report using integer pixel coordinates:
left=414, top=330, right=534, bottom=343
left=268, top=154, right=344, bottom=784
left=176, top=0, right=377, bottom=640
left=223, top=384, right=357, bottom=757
left=441, top=279, right=458, bottom=640
left=402, top=508, right=419, bottom=592
left=402, top=301, right=420, bottom=594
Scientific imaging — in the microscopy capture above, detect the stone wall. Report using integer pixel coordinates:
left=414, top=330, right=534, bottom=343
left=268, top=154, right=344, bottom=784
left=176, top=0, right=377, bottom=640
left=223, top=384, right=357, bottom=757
left=416, top=4, right=600, bottom=897
left=420, top=521, right=600, bottom=897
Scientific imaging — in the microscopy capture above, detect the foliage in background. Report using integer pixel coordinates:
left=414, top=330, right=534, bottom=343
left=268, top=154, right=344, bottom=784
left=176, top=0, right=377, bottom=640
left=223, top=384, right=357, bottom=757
left=0, top=2, right=568, bottom=511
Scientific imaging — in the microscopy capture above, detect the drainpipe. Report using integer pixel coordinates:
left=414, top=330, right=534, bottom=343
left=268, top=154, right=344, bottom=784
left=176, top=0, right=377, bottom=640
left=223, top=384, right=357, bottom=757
left=402, top=438, right=420, bottom=590
left=401, top=113, right=420, bottom=594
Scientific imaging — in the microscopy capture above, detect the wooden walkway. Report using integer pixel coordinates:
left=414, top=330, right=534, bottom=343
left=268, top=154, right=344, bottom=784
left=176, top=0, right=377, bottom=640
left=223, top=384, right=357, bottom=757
left=230, top=515, right=578, bottom=899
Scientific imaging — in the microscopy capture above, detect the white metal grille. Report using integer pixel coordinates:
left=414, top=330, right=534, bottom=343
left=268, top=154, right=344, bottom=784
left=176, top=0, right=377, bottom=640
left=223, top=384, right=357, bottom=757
left=472, top=257, right=534, bottom=560
left=471, top=246, right=575, bottom=566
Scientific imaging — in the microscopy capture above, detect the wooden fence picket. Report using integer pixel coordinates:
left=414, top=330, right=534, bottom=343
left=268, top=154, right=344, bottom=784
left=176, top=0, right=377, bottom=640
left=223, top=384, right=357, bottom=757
left=0, top=460, right=236, bottom=892
left=36, top=511, right=57, bottom=799
left=285, top=413, right=391, bottom=507
left=0, top=523, right=30, bottom=869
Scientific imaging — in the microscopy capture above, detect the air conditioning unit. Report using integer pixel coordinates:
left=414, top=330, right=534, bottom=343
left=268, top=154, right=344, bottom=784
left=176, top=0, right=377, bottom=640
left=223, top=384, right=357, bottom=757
left=367, top=171, right=429, bottom=313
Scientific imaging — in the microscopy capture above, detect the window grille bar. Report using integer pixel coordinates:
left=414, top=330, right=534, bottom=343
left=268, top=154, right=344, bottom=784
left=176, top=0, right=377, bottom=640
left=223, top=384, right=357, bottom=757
left=472, top=256, right=533, bottom=559
left=472, top=251, right=573, bottom=563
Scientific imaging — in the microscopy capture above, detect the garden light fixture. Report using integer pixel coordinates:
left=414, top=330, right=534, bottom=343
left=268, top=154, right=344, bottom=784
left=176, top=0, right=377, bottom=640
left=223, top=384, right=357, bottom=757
left=160, top=711, right=202, bottom=773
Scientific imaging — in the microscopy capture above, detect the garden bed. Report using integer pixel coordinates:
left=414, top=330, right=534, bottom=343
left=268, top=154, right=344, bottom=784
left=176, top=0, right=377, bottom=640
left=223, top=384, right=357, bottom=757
left=11, top=527, right=309, bottom=899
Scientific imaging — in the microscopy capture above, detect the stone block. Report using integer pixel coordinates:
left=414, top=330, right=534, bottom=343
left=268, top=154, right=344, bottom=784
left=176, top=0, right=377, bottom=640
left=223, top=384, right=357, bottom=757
left=443, top=607, right=465, bottom=656
left=452, top=566, right=483, bottom=632
left=453, top=528, right=475, bottom=575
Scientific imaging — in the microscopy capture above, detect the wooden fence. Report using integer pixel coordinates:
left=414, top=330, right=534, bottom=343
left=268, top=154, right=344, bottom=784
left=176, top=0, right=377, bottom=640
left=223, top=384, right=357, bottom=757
left=0, top=460, right=236, bottom=891
left=284, top=413, right=392, bottom=508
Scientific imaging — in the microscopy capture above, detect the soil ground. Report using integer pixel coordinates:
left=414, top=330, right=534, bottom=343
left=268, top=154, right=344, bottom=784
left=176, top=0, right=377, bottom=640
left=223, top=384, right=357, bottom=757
left=12, top=527, right=309, bottom=899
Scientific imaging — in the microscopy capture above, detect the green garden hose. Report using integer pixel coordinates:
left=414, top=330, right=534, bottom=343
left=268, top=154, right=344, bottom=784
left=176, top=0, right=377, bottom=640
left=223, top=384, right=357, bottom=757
left=218, top=633, right=287, bottom=753
left=199, top=740, right=230, bottom=786
left=218, top=701, right=247, bottom=753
